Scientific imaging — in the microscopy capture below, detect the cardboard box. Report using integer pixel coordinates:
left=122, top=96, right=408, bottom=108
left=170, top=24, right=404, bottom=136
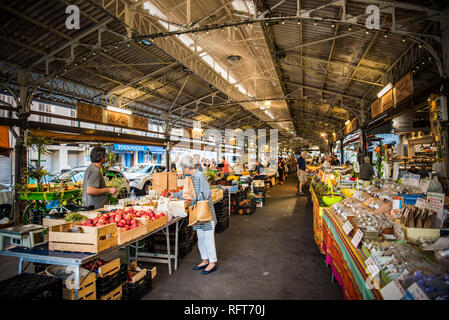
left=405, top=226, right=440, bottom=244
left=393, top=221, right=440, bottom=244
left=152, top=172, right=177, bottom=192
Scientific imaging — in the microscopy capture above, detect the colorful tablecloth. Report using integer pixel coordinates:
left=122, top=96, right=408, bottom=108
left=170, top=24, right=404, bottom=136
left=322, top=208, right=384, bottom=300
left=310, top=187, right=325, bottom=255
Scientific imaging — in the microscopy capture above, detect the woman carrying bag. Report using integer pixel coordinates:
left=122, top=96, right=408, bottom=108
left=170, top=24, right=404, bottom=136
left=175, top=155, right=218, bottom=275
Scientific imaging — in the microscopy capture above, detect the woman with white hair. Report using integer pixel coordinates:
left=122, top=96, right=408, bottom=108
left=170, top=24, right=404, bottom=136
left=176, top=155, right=218, bottom=274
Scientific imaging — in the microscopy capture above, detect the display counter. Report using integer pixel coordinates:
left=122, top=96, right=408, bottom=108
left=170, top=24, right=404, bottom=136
left=310, top=171, right=449, bottom=300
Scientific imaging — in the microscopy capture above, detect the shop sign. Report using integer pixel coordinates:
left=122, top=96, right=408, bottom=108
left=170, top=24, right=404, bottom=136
left=76, top=101, right=148, bottom=131
left=132, top=115, right=149, bottom=131
left=394, top=72, right=413, bottom=104
left=371, top=98, right=381, bottom=119
left=76, top=101, right=103, bottom=122
left=107, top=110, right=129, bottom=127
left=114, top=144, right=148, bottom=152
left=381, top=88, right=394, bottom=112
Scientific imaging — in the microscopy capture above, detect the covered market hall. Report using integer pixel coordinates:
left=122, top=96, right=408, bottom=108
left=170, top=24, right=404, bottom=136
left=0, top=0, right=449, bottom=304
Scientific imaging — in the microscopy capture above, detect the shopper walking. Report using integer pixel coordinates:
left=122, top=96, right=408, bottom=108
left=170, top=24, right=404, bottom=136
left=278, top=158, right=285, bottom=185
left=170, top=156, right=178, bottom=172
left=221, top=156, right=229, bottom=178
left=297, top=151, right=307, bottom=196
left=82, top=146, right=117, bottom=209
left=177, top=155, right=218, bottom=275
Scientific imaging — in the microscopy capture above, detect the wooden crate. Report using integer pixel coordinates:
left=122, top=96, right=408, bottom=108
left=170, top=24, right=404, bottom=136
left=150, top=267, right=157, bottom=279
left=100, top=285, right=122, bottom=300
left=146, top=215, right=168, bottom=233
left=63, top=272, right=97, bottom=300
left=98, top=258, right=121, bottom=278
left=117, top=223, right=147, bottom=245
left=49, top=222, right=118, bottom=253
left=129, top=268, right=147, bottom=283
left=42, top=218, right=67, bottom=228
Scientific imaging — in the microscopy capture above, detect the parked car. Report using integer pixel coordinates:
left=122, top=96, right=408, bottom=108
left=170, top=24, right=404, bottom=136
left=124, top=164, right=166, bottom=194
left=52, top=166, right=130, bottom=199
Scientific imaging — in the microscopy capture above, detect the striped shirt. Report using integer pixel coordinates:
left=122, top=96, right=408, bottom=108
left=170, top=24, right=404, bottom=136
left=191, top=170, right=217, bottom=231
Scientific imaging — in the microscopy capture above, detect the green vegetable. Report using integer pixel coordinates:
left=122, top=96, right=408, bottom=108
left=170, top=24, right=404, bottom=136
left=106, top=176, right=125, bottom=190
left=205, top=170, right=217, bottom=183
left=65, top=212, right=88, bottom=222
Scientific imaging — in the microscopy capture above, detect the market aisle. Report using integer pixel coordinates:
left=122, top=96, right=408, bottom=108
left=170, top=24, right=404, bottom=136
left=145, top=175, right=343, bottom=300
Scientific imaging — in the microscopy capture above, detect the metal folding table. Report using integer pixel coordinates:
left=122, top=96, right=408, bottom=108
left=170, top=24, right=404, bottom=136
left=0, top=216, right=183, bottom=299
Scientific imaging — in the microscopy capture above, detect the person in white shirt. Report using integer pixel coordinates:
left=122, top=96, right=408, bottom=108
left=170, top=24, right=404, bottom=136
left=321, top=155, right=332, bottom=170
left=233, top=160, right=243, bottom=176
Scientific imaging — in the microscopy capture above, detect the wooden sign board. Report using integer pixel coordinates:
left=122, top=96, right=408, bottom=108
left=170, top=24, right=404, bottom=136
left=76, top=101, right=103, bottom=122
left=371, top=98, right=381, bottom=119
left=107, top=110, right=129, bottom=127
left=350, top=118, right=358, bottom=132
left=381, top=88, right=394, bottom=112
left=132, top=115, right=148, bottom=131
left=394, top=72, right=413, bottom=105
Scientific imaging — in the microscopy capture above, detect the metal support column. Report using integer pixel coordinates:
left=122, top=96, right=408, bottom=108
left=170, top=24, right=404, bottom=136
left=13, top=69, right=33, bottom=223
left=340, top=137, right=344, bottom=164
left=440, top=8, right=449, bottom=176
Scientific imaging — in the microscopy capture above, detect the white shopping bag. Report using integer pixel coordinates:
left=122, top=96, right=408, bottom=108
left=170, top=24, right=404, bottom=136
left=169, top=200, right=187, bottom=217
left=157, top=196, right=170, bottom=213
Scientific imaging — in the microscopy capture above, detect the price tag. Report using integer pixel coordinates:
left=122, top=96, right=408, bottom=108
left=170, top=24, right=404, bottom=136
left=365, top=256, right=381, bottom=277
left=351, top=229, right=364, bottom=248
left=342, top=221, right=353, bottom=235
left=393, top=222, right=405, bottom=240
left=406, top=283, right=429, bottom=300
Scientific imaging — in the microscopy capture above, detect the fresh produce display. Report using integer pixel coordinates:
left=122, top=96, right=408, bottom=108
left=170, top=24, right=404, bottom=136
left=310, top=175, right=330, bottom=197
left=64, top=212, right=88, bottom=223
left=226, top=175, right=239, bottom=182
left=142, top=200, right=158, bottom=207
left=160, top=187, right=183, bottom=197
left=106, top=176, right=126, bottom=190
left=80, top=207, right=166, bottom=231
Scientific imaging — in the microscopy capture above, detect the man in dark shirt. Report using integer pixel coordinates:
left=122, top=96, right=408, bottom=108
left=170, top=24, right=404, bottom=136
left=297, top=151, right=307, bottom=195
left=359, top=156, right=375, bottom=181
left=82, top=146, right=117, bottom=209
left=170, top=156, right=178, bottom=172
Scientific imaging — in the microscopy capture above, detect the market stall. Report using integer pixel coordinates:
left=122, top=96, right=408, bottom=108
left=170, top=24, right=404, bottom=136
left=310, top=167, right=449, bottom=300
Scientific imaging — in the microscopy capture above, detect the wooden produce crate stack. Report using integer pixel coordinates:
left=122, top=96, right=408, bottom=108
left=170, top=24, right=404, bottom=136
left=95, top=258, right=123, bottom=300
left=62, top=272, right=97, bottom=300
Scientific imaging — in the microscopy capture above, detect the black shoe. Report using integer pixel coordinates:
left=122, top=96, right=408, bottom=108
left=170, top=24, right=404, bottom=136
left=201, top=266, right=217, bottom=275
left=193, top=264, right=208, bottom=271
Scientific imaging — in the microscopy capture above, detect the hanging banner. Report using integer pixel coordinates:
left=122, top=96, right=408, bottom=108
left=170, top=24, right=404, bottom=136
left=394, top=72, right=413, bottom=104
left=76, top=101, right=103, bottom=122
left=371, top=98, right=381, bottom=119
left=381, top=88, right=394, bottom=112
